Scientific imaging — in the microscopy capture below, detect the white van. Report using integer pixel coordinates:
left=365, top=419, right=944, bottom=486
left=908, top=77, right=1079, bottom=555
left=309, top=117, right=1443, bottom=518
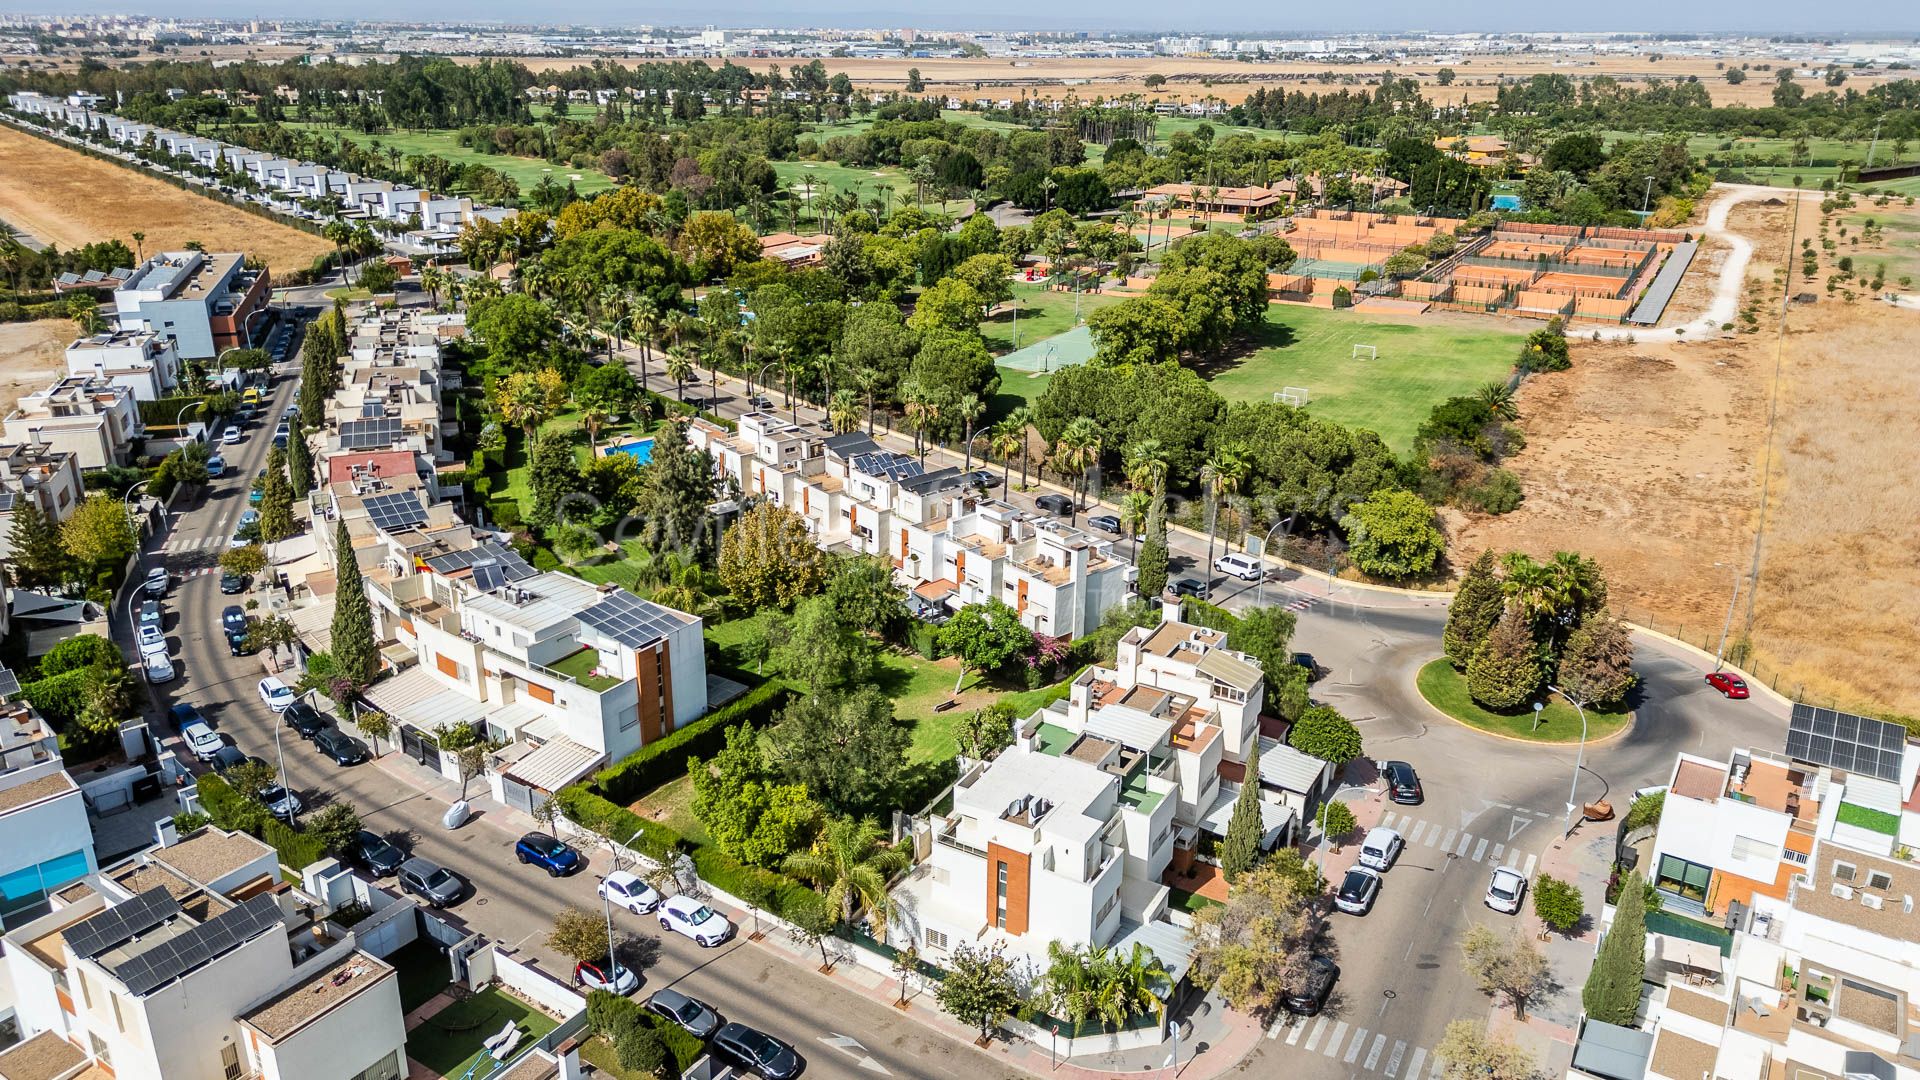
left=1357, top=827, right=1403, bottom=872
left=1214, top=552, right=1265, bottom=581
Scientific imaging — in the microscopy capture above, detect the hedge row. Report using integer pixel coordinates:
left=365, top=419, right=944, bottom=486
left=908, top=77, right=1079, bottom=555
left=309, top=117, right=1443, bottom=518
left=196, top=774, right=326, bottom=871
left=589, top=677, right=794, bottom=805
left=1180, top=597, right=1242, bottom=633
left=0, top=300, right=78, bottom=324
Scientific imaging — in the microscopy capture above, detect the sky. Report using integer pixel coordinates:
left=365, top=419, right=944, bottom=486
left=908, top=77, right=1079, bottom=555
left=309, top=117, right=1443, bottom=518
left=8, top=1, right=1918, bottom=33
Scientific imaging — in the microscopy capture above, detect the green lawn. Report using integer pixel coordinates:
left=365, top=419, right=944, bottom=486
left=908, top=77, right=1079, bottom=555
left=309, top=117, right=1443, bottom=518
left=981, top=282, right=1122, bottom=356
left=771, top=159, right=913, bottom=202
left=407, top=986, right=557, bottom=1078
left=1201, top=305, right=1524, bottom=453
left=274, top=122, right=616, bottom=195
left=989, top=368, right=1052, bottom=423
left=1415, top=659, right=1631, bottom=744
left=1842, top=210, right=1920, bottom=284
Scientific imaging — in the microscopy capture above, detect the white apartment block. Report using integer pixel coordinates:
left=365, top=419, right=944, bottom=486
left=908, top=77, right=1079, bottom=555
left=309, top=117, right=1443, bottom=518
left=0, top=827, right=406, bottom=1080
left=0, top=443, right=86, bottom=559
left=64, top=329, right=181, bottom=402
left=1616, top=707, right=1920, bottom=1080
left=5, top=377, right=143, bottom=471
left=0, top=701, right=97, bottom=930
left=689, top=413, right=1133, bottom=639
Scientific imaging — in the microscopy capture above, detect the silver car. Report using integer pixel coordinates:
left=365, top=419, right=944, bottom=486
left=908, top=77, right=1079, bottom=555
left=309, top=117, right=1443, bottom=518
left=398, top=857, right=464, bottom=907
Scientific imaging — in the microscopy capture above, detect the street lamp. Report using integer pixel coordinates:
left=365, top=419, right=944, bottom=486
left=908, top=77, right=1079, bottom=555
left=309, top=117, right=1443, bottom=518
left=1168, top=1019, right=1181, bottom=1078
left=1255, top=515, right=1295, bottom=608
left=1641, top=175, right=1656, bottom=220
left=1547, top=683, right=1590, bottom=836
left=123, top=478, right=152, bottom=537
left=603, top=825, right=644, bottom=973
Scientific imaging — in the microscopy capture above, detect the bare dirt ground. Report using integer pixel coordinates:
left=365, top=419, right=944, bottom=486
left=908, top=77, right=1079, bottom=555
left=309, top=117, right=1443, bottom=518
left=0, top=321, right=77, bottom=407
left=0, top=123, right=332, bottom=273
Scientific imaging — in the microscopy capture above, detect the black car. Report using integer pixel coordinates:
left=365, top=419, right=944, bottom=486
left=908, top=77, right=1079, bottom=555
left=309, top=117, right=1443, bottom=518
left=349, top=830, right=406, bottom=876
left=1170, top=577, right=1209, bottom=600
left=1087, top=513, right=1122, bottom=535
left=313, top=727, right=370, bottom=766
left=283, top=702, right=327, bottom=739
left=209, top=745, right=250, bottom=774
left=1284, top=956, right=1340, bottom=1017
left=220, top=571, right=249, bottom=594
left=1382, top=761, right=1423, bottom=805
left=1034, top=493, right=1075, bottom=516
left=226, top=629, right=252, bottom=656
left=712, top=1022, right=801, bottom=1080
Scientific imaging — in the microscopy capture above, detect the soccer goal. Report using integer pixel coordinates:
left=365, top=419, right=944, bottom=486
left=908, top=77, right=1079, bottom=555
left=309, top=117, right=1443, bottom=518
left=1351, top=344, right=1378, bottom=361
left=1273, top=386, right=1312, bottom=407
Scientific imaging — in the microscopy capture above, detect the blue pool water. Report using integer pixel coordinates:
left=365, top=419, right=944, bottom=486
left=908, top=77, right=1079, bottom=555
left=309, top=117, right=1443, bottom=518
left=608, top=438, right=655, bottom=465
left=1491, top=194, right=1524, bottom=211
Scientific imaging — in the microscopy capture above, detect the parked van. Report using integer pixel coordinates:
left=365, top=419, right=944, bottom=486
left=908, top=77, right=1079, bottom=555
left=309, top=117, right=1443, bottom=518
left=1357, top=827, right=1403, bottom=873
left=1213, top=552, right=1265, bottom=581
left=241, top=386, right=262, bottom=406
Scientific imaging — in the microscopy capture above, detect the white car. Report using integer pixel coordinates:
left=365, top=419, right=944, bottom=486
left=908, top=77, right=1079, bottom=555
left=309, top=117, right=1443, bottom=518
left=137, top=624, right=167, bottom=655
left=658, top=895, right=734, bottom=947
left=144, top=651, right=176, bottom=685
left=257, top=677, right=295, bottom=712
left=599, top=870, right=663, bottom=915
left=1486, top=867, right=1528, bottom=914
left=1356, top=827, right=1404, bottom=873
left=1213, top=552, right=1265, bottom=581
left=181, top=720, right=222, bottom=760
left=222, top=426, right=242, bottom=444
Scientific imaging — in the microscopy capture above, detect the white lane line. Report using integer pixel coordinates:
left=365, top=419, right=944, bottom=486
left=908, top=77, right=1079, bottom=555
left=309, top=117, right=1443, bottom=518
left=1284, top=1018, right=1306, bottom=1045
left=1455, top=832, right=1473, bottom=857
left=1506, top=848, right=1524, bottom=868
left=1429, top=1051, right=1447, bottom=1080
left=1383, top=1040, right=1407, bottom=1077
left=1323, top=1021, right=1348, bottom=1057
left=1490, top=843, right=1505, bottom=865
left=1440, top=828, right=1457, bottom=851
left=1304, top=1017, right=1330, bottom=1052
left=1403, top=1046, right=1427, bottom=1080
left=1380, top=812, right=1398, bottom=830
left=1343, top=1026, right=1369, bottom=1064
left=1521, top=853, right=1538, bottom=878
left=1472, top=838, right=1489, bottom=862
left=1364, top=1033, right=1387, bottom=1070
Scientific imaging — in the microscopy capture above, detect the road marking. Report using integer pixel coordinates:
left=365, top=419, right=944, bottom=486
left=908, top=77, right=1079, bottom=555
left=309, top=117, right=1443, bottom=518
left=1490, top=843, right=1505, bottom=865
left=1283, top=1018, right=1305, bottom=1044
left=1472, top=838, right=1489, bottom=862
left=1304, top=1017, right=1329, bottom=1052
left=1430, top=1051, right=1448, bottom=1080
left=1521, top=853, right=1538, bottom=878
left=1380, top=812, right=1398, bottom=830
left=1322, top=1021, right=1347, bottom=1057
left=1440, top=828, right=1457, bottom=851
left=1343, top=1026, right=1369, bottom=1064
left=1509, top=815, right=1533, bottom=841
left=818, top=1034, right=892, bottom=1075
left=1364, top=1033, right=1387, bottom=1070
left=1401, top=1046, right=1425, bottom=1080
left=1455, top=832, right=1473, bottom=857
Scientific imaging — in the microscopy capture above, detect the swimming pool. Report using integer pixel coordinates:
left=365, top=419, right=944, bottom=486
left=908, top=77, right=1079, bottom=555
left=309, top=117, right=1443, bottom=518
left=1491, top=194, right=1524, bottom=211
left=607, top=438, right=655, bottom=465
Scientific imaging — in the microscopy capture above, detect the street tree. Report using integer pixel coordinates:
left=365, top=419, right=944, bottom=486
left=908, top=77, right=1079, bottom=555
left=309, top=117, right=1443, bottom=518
left=1187, top=860, right=1324, bottom=1013
left=453, top=743, right=491, bottom=800
left=1317, top=800, right=1358, bottom=846
left=1436, top=1021, right=1538, bottom=1080
left=286, top=434, right=314, bottom=496
left=1583, top=871, right=1649, bottom=1024
left=1460, top=926, right=1553, bottom=1019
left=356, top=711, right=391, bottom=756
left=1533, top=874, right=1586, bottom=935
left=305, top=803, right=362, bottom=854
left=548, top=906, right=614, bottom=964
left=768, top=689, right=909, bottom=816
left=1219, top=738, right=1266, bottom=878
left=1466, top=610, right=1543, bottom=710
left=785, top=890, right=839, bottom=972
left=935, top=943, right=1021, bottom=1043
left=329, top=517, right=380, bottom=690
left=719, top=503, right=830, bottom=609
left=1289, top=705, right=1364, bottom=764
left=257, top=448, right=294, bottom=544
left=219, top=544, right=268, bottom=578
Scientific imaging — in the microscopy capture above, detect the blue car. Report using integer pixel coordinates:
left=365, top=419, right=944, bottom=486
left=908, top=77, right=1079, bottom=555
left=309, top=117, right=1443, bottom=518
left=514, top=832, right=582, bottom=877
left=169, top=702, right=210, bottom=731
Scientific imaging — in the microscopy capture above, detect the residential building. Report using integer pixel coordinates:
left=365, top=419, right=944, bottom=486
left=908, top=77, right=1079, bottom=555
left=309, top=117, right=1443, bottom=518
left=4, top=377, right=143, bottom=471
left=111, top=251, right=271, bottom=360
left=63, top=329, right=181, bottom=401
left=0, top=827, right=406, bottom=1080
left=0, top=700, right=97, bottom=929
left=0, top=443, right=86, bottom=559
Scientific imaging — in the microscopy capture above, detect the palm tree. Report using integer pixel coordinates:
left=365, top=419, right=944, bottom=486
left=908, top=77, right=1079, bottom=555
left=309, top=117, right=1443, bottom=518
left=1043, top=943, right=1098, bottom=1032
left=1476, top=381, right=1519, bottom=421
left=828, top=389, right=860, bottom=434
left=783, top=817, right=909, bottom=928
left=419, top=265, right=444, bottom=310
left=953, top=393, right=985, bottom=472
left=1052, top=418, right=1101, bottom=526
left=1091, top=943, right=1169, bottom=1030
left=130, top=230, right=145, bottom=263
left=580, top=405, right=611, bottom=449
left=1500, top=552, right=1558, bottom=621
left=1004, top=406, right=1035, bottom=487
left=1120, top=490, right=1153, bottom=561
left=1200, top=446, right=1250, bottom=573
left=987, top=416, right=1024, bottom=489
left=665, top=349, right=696, bottom=404
left=1124, top=439, right=1168, bottom=500
left=631, top=294, right=662, bottom=385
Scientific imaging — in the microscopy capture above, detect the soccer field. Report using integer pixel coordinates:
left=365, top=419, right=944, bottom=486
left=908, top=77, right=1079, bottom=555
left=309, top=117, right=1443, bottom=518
left=1203, top=305, right=1525, bottom=453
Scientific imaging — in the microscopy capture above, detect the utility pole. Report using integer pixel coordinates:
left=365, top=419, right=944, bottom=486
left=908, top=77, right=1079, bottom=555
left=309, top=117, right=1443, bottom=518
left=1865, top=116, right=1884, bottom=169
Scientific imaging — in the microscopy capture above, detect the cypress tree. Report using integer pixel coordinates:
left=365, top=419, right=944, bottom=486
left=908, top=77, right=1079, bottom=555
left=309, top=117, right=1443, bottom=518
left=1583, top=871, right=1649, bottom=1024
left=1466, top=610, right=1542, bottom=710
left=258, top=447, right=294, bottom=544
left=1136, top=496, right=1169, bottom=600
left=286, top=433, right=314, bottom=497
left=330, top=517, right=379, bottom=689
left=1443, top=550, right=1504, bottom=669
left=1219, top=740, right=1264, bottom=879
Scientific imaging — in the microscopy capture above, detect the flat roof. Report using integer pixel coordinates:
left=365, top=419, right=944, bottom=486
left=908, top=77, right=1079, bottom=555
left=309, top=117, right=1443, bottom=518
left=0, top=770, right=76, bottom=814
left=153, top=828, right=273, bottom=889
left=0, top=1031, right=87, bottom=1080
left=242, top=953, right=395, bottom=1042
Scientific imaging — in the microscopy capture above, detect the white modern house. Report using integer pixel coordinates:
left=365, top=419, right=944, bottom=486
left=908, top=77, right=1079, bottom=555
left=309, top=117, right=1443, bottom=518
left=0, top=700, right=97, bottom=930
left=5, top=377, right=144, bottom=471
left=63, top=329, right=182, bottom=402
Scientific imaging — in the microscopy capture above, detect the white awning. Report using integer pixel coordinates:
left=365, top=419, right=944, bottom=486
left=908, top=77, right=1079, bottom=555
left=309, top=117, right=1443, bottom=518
left=503, top=737, right=603, bottom=793
left=286, top=599, right=336, bottom=653
left=1111, top=917, right=1196, bottom=991
left=363, top=666, right=440, bottom=715
left=1083, top=704, right=1174, bottom=753
left=1200, top=781, right=1295, bottom=841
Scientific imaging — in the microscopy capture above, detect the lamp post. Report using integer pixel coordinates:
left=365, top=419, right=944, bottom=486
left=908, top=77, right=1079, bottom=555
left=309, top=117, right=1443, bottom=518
left=123, top=478, right=152, bottom=538
left=1168, top=1019, right=1181, bottom=1078
left=1548, top=684, right=1590, bottom=836
left=1641, top=175, right=1656, bottom=220
left=750, top=362, right=775, bottom=406
left=1255, top=515, right=1294, bottom=608
left=603, top=825, right=644, bottom=975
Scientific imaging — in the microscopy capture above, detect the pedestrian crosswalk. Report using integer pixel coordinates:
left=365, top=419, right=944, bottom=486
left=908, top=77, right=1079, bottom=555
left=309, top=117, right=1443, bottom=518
left=1284, top=595, right=1320, bottom=613
left=1274, top=1015, right=1449, bottom=1080
left=1377, top=810, right=1540, bottom=879
left=161, top=536, right=229, bottom=554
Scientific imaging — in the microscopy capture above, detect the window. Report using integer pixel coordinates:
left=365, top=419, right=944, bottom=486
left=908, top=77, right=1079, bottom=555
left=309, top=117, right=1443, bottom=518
left=1784, top=848, right=1810, bottom=865
left=994, top=863, right=1009, bottom=929
left=925, top=928, right=949, bottom=950
left=88, top=1032, right=109, bottom=1066
left=1867, top=871, right=1893, bottom=891
left=347, top=1049, right=403, bottom=1080
left=1833, top=861, right=1858, bottom=882
left=1095, top=890, right=1118, bottom=926
left=1656, top=854, right=1712, bottom=903
left=77, top=971, right=92, bottom=1009
left=110, top=992, right=123, bottom=1033
left=221, top=1043, right=242, bottom=1080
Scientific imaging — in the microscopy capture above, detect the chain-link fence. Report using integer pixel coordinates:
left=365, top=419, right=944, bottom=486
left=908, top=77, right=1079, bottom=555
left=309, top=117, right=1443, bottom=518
left=1614, top=605, right=1819, bottom=705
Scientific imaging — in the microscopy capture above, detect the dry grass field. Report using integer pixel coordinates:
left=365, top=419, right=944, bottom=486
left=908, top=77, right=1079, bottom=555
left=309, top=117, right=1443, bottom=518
left=0, top=123, right=333, bottom=273
left=0, top=321, right=79, bottom=406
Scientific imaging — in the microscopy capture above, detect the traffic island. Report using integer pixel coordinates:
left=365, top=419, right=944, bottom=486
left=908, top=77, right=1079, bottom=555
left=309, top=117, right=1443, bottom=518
left=1414, top=658, right=1632, bottom=743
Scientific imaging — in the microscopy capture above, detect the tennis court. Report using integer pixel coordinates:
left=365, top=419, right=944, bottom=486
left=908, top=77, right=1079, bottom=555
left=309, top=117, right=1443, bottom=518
left=997, top=324, right=1096, bottom=373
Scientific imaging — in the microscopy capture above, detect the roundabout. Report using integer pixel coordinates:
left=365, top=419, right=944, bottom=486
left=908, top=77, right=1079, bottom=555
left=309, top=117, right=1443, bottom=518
left=1413, top=657, right=1634, bottom=744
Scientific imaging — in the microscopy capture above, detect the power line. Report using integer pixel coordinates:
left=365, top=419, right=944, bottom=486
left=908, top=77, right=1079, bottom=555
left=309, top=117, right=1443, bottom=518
left=1741, top=184, right=1805, bottom=638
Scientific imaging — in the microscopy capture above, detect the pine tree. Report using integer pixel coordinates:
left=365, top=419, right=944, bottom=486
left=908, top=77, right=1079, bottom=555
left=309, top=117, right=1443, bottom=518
left=286, top=433, right=314, bottom=497
left=526, top=432, right=583, bottom=533
left=1443, top=550, right=1504, bottom=669
left=1557, top=612, right=1637, bottom=708
left=1220, top=740, right=1265, bottom=878
left=6, top=501, right=72, bottom=589
left=1582, top=871, right=1649, bottom=1024
left=257, top=447, right=294, bottom=544
left=330, top=517, right=379, bottom=690
left=1465, top=610, right=1542, bottom=710
left=1136, top=497, right=1169, bottom=599
left=635, top=420, right=718, bottom=560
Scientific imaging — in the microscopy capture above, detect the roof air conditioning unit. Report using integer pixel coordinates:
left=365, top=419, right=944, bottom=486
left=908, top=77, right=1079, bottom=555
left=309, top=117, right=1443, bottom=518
left=1831, top=883, right=1854, bottom=900
left=1861, top=893, right=1883, bottom=910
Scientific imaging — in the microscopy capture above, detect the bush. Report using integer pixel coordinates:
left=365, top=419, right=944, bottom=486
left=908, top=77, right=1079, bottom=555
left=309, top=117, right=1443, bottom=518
left=591, top=678, right=793, bottom=804
left=650, top=1012, right=706, bottom=1076
left=22, top=668, right=92, bottom=725
left=1331, top=286, right=1353, bottom=308
left=530, top=547, right=562, bottom=572
left=1461, top=468, right=1524, bottom=514
left=488, top=500, right=523, bottom=529
left=1178, top=597, right=1241, bottom=634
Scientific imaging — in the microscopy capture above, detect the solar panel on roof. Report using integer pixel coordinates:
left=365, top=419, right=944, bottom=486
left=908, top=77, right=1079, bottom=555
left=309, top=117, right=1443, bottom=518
left=338, top=417, right=404, bottom=450
left=360, top=400, right=386, bottom=418
left=472, top=561, right=504, bottom=592
left=363, top=491, right=426, bottom=533
left=63, top=888, right=181, bottom=960
left=0, top=493, right=17, bottom=512
left=850, top=451, right=924, bottom=483
left=115, top=894, right=280, bottom=997
left=0, top=665, right=20, bottom=698
left=1786, top=703, right=1905, bottom=782
left=577, top=589, right=684, bottom=648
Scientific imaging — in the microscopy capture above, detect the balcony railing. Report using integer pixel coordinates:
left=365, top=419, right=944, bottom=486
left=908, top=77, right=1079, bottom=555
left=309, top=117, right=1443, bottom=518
left=935, top=822, right=987, bottom=859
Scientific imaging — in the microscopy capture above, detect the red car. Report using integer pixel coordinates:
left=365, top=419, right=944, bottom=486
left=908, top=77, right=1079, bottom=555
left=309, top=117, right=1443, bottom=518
left=1706, top=671, right=1750, bottom=699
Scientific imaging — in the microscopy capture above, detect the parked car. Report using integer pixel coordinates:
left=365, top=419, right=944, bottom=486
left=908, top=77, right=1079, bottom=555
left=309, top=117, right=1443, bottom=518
left=144, top=651, right=176, bottom=684
left=1705, top=671, right=1750, bottom=699
left=1382, top=761, right=1423, bottom=805
left=255, top=783, right=302, bottom=821
left=140, top=599, right=162, bottom=629
left=221, top=426, right=242, bottom=444
left=210, top=745, right=250, bottom=774
left=574, top=959, right=639, bottom=995
left=220, top=570, right=249, bottom=594
left=397, top=857, right=464, bottom=907
left=257, top=677, right=295, bottom=712
left=143, top=566, right=170, bottom=597
left=1486, top=867, right=1528, bottom=914
left=646, top=987, right=721, bottom=1040
left=711, top=1022, right=801, bottom=1080
left=283, top=702, right=327, bottom=738
left=1357, top=827, right=1403, bottom=873
left=226, top=628, right=252, bottom=656
left=206, top=454, right=226, bottom=477
left=658, top=895, right=734, bottom=947
left=1169, top=577, right=1209, bottom=600
left=168, top=703, right=209, bottom=731
left=348, top=830, right=406, bottom=876
left=1214, top=552, right=1265, bottom=581
left=313, top=727, right=369, bottom=766
left=598, top=870, right=663, bottom=915
left=1034, top=493, right=1075, bottom=516
left=137, top=624, right=166, bottom=654
left=181, top=720, right=223, bottom=761
left=1087, top=513, right=1122, bottom=535
left=514, top=833, right=582, bottom=876
left=1283, top=955, right=1340, bottom=1017
left=965, top=469, right=1001, bottom=489
left=1334, top=867, right=1381, bottom=915
left=273, top=423, right=290, bottom=449
left=222, top=606, right=248, bottom=635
